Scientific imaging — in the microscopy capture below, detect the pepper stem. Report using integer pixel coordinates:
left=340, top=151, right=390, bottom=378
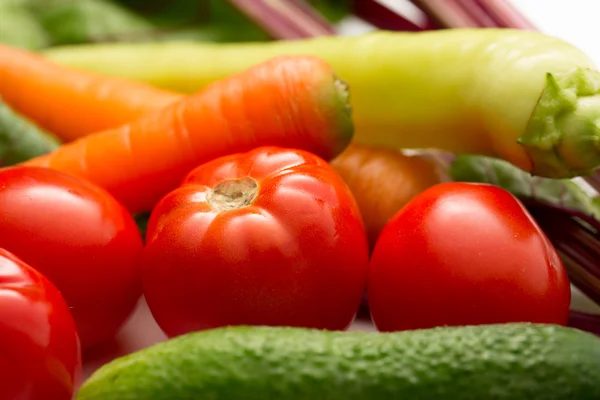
left=518, top=67, right=600, bottom=178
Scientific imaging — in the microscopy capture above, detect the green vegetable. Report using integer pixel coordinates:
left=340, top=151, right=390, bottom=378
left=30, top=0, right=154, bottom=45
left=307, top=0, right=352, bottom=22
left=450, top=154, right=600, bottom=221
left=0, top=0, right=343, bottom=48
left=113, top=0, right=271, bottom=43
left=77, top=323, right=600, bottom=400
left=0, top=2, right=49, bottom=50
left=0, top=100, right=61, bottom=166
left=0, top=0, right=272, bottom=48
left=44, top=29, right=600, bottom=179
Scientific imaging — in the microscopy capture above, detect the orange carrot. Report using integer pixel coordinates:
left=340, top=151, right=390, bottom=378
left=0, top=44, right=181, bottom=142
left=24, top=55, right=354, bottom=213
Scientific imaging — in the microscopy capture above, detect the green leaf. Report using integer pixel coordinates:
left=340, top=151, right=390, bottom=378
left=137, top=0, right=271, bottom=43
left=113, top=0, right=271, bottom=43
left=308, top=0, right=352, bottom=23
left=0, top=0, right=275, bottom=48
left=29, top=0, right=155, bottom=45
left=0, top=3, right=50, bottom=50
left=449, top=154, right=600, bottom=221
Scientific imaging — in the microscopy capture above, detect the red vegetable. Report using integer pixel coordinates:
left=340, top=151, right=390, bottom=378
left=0, top=248, right=81, bottom=400
left=0, top=166, right=143, bottom=349
left=368, top=182, right=571, bottom=332
left=142, top=146, right=369, bottom=337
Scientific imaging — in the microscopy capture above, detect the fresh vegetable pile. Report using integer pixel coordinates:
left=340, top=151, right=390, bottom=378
left=3, top=1, right=600, bottom=399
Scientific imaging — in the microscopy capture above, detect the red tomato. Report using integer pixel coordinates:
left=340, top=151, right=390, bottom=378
left=368, top=182, right=571, bottom=332
left=143, top=146, right=370, bottom=337
left=0, top=166, right=143, bottom=349
left=0, top=248, right=81, bottom=400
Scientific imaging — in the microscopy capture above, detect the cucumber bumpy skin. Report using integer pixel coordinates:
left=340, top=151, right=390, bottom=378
left=77, top=323, right=600, bottom=400
left=45, top=29, right=600, bottom=178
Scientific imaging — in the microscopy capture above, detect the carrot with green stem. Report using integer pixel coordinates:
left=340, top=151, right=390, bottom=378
left=44, top=29, right=600, bottom=178
left=0, top=43, right=181, bottom=142
left=23, top=55, right=353, bottom=213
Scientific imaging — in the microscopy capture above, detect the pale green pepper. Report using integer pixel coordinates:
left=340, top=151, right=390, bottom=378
left=43, top=29, right=600, bottom=178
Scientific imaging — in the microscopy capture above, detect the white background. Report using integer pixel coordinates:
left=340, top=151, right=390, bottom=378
left=513, top=0, right=600, bottom=66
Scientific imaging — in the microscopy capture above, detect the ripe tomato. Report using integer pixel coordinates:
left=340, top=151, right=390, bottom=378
left=0, top=166, right=143, bottom=349
left=368, top=182, right=571, bottom=332
left=143, top=146, right=370, bottom=337
left=0, top=248, right=81, bottom=400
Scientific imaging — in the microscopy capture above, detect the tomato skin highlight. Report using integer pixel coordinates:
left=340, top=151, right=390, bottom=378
left=0, top=166, right=143, bottom=350
left=143, top=146, right=370, bottom=338
left=368, top=182, right=571, bottom=332
left=0, top=248, right=82, bottom=400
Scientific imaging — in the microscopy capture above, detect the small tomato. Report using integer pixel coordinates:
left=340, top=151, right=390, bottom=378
left=0, top=248, right=81, bottom=400
left=143, top=146, right=370, bottom=337
left=330, top=144, right=442, bottom=250
left=0, top=166, right=143, bottom=349
left=368, top=182, right=571, bottom=332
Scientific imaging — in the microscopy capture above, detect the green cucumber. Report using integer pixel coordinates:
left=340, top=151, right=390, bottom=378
left=77, top=323, right=600, bottom=400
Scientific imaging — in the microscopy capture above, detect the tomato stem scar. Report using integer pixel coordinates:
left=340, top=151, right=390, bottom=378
left=207, top=176, right=259, bottom=212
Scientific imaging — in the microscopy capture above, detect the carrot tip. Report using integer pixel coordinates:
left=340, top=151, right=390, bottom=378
left=324, top=73, right=354, bottom=159
left=334, top=76, right=352, bottom=117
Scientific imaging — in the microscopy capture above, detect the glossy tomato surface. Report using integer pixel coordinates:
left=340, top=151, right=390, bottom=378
left=0, top=166, right=143, bottom=350
left=143, top=146, right=370, bottom=337
left=0, top=248, right=81, bottom=400
left=368, top=182, right=571, bottom=332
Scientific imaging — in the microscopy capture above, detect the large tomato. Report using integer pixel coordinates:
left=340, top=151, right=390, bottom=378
left=0, top=166, right=143, bottom=349
left=143, top=146, right=370, bottom=338
left=0, top=248, right=81, bottom=400
left=368, top=182, right=571, bottom=332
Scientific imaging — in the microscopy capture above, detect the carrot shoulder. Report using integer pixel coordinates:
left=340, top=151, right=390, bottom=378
left=23, top=55, right=354, bottom=213
left=0, top=44, right=181, bottom=142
